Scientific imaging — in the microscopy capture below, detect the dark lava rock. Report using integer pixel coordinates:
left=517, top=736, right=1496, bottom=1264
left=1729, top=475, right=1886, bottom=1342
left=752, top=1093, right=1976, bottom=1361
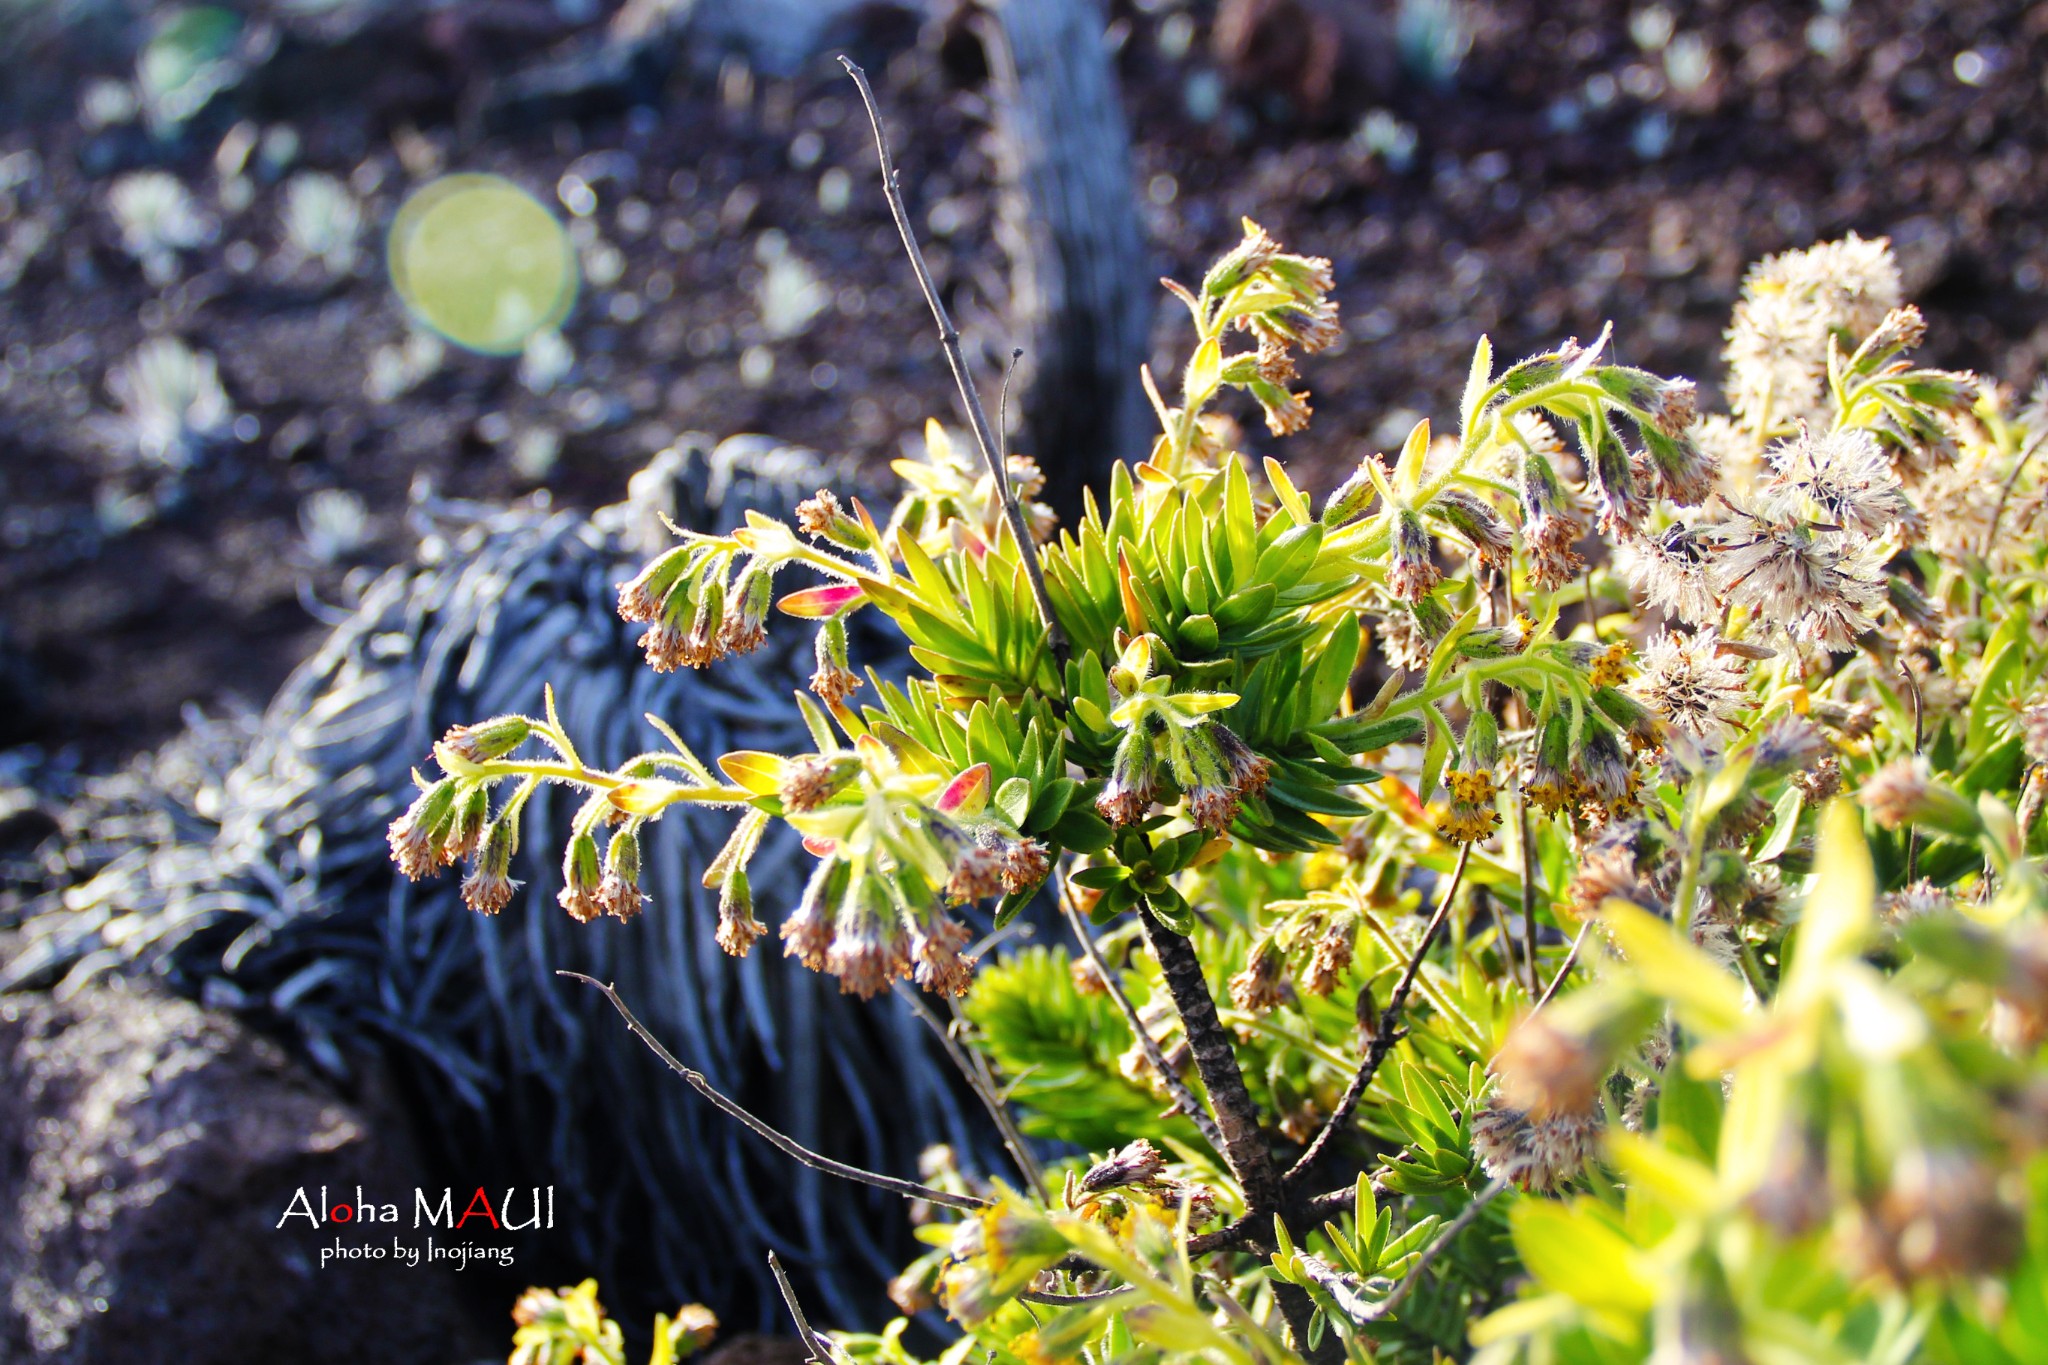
left=0, top=983, right=472, bottom=1364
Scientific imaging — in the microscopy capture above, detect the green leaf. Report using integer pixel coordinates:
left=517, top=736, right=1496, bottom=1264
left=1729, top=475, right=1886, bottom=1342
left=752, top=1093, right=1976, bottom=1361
left=1307, top=615, right=1361, bottom=722
left=1145, top=888, right=1196, bottom=935
left=1252, top=522, right=1324, bottom=592
left=1601, top=901, right=1747, bottom=1037
left=1185, top=335, right=1224, bottom=407
left=1461, top=334, right=1494, bottom=434
left=1051, top=806, right=1115, bottom=854
left=995, top=776, right=1034, bottom=826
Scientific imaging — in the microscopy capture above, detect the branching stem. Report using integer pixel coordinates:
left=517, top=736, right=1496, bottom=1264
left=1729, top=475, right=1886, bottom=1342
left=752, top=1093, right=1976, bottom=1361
left=1139, top=913, right=1282, bottom=1217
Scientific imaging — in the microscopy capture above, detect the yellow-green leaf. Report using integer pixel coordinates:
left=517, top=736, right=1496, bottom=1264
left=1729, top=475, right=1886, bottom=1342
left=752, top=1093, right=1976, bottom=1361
left=1786, top=799, right=1874, bottom=1000
left=717, top=751, right=788, bottom=796
left=1601, top=899, right=1747, bottom=1038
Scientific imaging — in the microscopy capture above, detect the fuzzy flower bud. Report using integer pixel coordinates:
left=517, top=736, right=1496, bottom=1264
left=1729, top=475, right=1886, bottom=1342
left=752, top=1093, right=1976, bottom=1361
left=810, top=618, right=862, bottom=705
left=616, top=544, right=696, bottom=624
left=1859, top=757, right=1982, bottom=840
left=1524, top=713, right=1574, bottom=816
left=1301, top=911, right=1358, bottom=997
left=460, top=817, right=520, bottom=914
left=1491, top=1012, right=1611, bottom=1119
left=1097, top=726, right=1161, bottom=827
left=1517, top=449, right=1586, bottom=591
left=559, top=832, right=602, bottom=923
left=910, top=905, right=976, bottom=997
left=1249, top=378, right=1313, bottom=437
left=388, top=779, right=460, bottom=880
left=780, top=754, right=862, bottom=813
left=715, top=867, right=766, bottom=957
left=826, top=877, right=910, bottom=999
left=1586, top=420, right=1649, bottom=538
left=1387, top=507, right=1441, bottom=602
left=1321, top=459, right=1381, bottom=526
left=441, top=783, right=490, bottom=864
left=439, top=715, right=533, bottom=764
left=719, top=562, right=775, bottom=655
left=781, top=856, right=847, bottom=970
left=1430, top=488, right=1515, bottom=571
left=1228, top=935, right=1293, bottom=1013
left=597, top=828, right=646, bottom=920
left=794, top=489, right=870, bottom=550
left=1633, top=423, right=1719, bottom=506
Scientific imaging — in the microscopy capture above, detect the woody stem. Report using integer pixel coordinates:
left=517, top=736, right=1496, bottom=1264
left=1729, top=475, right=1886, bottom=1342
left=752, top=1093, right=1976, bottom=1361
left=1139, top=913, right=1281, bottom=1217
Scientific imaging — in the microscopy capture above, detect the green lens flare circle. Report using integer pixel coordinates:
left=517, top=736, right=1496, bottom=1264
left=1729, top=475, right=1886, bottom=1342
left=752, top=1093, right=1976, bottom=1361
left=388, top=174, right=577, bottom=355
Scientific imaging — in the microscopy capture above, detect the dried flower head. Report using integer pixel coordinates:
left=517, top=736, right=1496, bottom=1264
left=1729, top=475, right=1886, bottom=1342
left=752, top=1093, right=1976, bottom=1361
left=1471, top=1098, right=1604, bottom=1194
left=1632, top=628, right=1750, bottom=737
left=1709, top=509, right=1887, bottom=650
left=1079, top=1139, right=1168, bottom=1193
left=1228, top=936, right=1293, bottom=1014
left=1760, top=426, right=1918, bottom=538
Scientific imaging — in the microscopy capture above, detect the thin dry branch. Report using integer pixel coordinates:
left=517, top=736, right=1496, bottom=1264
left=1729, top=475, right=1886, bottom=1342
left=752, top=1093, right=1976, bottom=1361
left=769, top=1250, right=843, bottom=1365
left=560, top=971, right=986, bottom=1211
left=1354, top=1178, right=1507, bottom=1324
left=1536, top=918, right=1595, bottom=1010
left=893, top=980, right=1049, bottom=1202
left=839, top=55, right=1068, bottom=663
left=1285, top=843, right=1472, bottom=1188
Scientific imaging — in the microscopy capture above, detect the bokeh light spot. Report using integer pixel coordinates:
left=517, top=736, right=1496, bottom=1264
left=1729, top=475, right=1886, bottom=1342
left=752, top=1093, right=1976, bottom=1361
left=388, top=174, right=577, bottom=355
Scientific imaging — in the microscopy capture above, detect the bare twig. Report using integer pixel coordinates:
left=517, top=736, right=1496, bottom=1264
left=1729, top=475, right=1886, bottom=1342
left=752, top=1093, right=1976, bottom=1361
left=1982, top=427, right=2048, bottom=563
left=560, top=971, right=986, bottom=1211
left=769, top=1251, right=842, bottom=1365
left=1285, top=843, right=1472, bottom=1188
left=893, top=980, right=1049, bottom=1201
left=840, top=56, right=1067, bottom=663
left=1059, top=874, right=1227, bottom=1154
left=1535, top=918, right=1594, bottom=1010
left=1516, top=797, right=1541, bottom=998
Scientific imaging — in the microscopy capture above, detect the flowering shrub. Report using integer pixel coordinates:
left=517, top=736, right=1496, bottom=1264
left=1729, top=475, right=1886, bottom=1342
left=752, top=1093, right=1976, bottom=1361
left=392, top=214, right=2048, bottom=1365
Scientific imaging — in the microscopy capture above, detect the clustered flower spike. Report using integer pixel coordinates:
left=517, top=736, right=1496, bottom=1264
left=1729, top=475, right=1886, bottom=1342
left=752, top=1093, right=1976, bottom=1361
left=617, top=540, right=780, bottom=672
left=1186, top=217, right=1340, bottom=439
